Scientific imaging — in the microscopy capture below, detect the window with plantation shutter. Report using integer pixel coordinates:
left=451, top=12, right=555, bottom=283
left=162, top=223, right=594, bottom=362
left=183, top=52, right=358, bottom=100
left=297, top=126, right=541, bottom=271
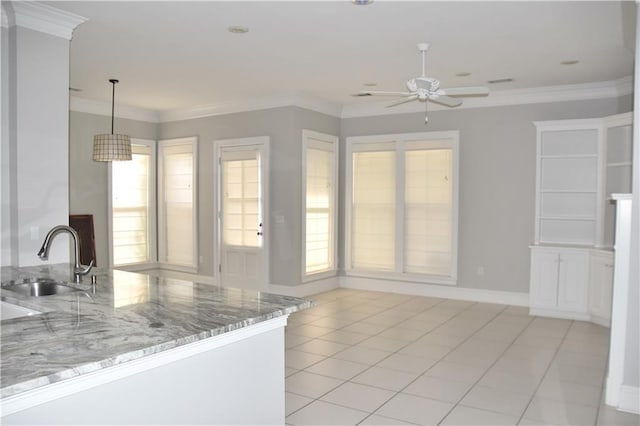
left=110, top=141, right=156, bottom=266
left=346, top=132, right=459, bottom=284
left=302, top=130, right=338, bottom=278
left=352, top=149, right=396, bottom=271
left=158, top=137, right=198, bottom=269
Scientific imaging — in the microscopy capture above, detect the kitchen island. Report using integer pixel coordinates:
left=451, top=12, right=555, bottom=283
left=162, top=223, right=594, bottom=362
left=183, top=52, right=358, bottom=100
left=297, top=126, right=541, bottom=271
left=1, top=264, right=312, bottom=425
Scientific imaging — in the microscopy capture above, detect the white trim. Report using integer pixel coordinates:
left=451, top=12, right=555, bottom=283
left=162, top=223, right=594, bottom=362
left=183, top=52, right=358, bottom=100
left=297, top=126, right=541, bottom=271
left=345, top=270, right=456, bottom=286
left=70, top=97, right=160, bottom=123
left=529, top=307, right=591, bottom=322
left=339, top=276, right=529, bottom=306
left=301, top=130, right=339, bottom=282
left=157, top=137, right=199, bottom=270
left=68, top=78, right=632, bottom=125
left=214, top=137, right=270, bottom=291
left=6, top=1, right=86, bottom=40
left=345, top=131, right=459, bottom=282
left=606, top=195, right=633, bottom=407
left=108, top=139, right=157, bottom=268
left=161, top=93, right=343, bottom=123
left=0, top=316, right=287, bottom=416
left=341, top=76, right=633, bottom=119
left=618, top=385, right=640, bottom=414
left=268, top=276, right=339, bottom=298
left=603, top=112, right=633, bottom=129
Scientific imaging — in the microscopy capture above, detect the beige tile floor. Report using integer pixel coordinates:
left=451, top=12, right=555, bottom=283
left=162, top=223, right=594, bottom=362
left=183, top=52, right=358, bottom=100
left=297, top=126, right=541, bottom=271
left=284, top=288, right=640, bottom=426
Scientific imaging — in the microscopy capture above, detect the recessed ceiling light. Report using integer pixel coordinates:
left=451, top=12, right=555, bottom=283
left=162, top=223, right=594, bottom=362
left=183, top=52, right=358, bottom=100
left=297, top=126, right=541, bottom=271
left=352, top=0, right=373, bottom=5
left=456, top=72, right=471, bottom=77
left=228, top=25, right=249, bottom=34
left=363, top=82, right=377, bottom=87
left=561, top=60, right=579, bottom=65
left=487, top=78, right=514, bottom=84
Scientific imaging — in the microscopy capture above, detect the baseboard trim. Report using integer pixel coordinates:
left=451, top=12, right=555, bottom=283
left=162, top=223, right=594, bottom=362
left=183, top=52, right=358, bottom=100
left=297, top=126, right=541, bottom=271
left=529, top=307, right=591, bottom=321
left=618, top=385, right=640, bottom=414
left=339, top=276, right=528, bottom=306
left=268, top=276, right=339, bottom=297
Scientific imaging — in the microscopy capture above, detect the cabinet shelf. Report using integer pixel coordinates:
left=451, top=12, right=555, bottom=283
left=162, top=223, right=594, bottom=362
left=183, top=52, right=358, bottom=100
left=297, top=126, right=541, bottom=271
left=540, top=216, right=596, bottom=221
left=540, top=189, right=597, bottom=194
left=540, top=154, right=598, bottom=159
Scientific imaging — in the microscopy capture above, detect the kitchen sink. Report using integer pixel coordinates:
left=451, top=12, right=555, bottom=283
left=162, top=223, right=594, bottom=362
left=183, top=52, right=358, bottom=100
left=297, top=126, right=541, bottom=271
left=1, top=301, right=41, bottom=320
left=3, top=278, right=80, bottom=297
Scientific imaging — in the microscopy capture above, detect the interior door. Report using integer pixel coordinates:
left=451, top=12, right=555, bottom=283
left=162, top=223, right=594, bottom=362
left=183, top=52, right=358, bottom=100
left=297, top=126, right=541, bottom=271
left=217, top=139, right=268, bottom=290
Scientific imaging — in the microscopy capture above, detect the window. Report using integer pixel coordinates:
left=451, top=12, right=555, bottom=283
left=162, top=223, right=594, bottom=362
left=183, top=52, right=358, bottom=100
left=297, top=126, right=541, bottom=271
left=158, top=137, right=198, bottom=270
left=110, top=139, right=156, bottom=267
left=302, top=130, right=338, bottom=279
left=222, top=150, right=260, bottom=248
left=346, top=131, right=459, bottom=284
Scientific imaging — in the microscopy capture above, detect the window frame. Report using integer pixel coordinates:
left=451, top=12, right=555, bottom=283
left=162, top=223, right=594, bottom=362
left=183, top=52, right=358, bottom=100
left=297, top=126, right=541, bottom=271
left=108, top=138, right=157, bottom=270
left=157, top=136, right=199, bottom=272
left=301, top=130, right=339, bottom=282
left=345, top=131, right=459, bottom=285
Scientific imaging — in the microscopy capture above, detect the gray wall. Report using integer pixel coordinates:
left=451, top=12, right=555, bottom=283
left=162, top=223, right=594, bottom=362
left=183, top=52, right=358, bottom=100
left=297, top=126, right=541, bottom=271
left=69, top=111, right=157, bottom=269
left=70, top=96, right=631, bottom=293
left=340, top=95, right=633, bottom=293
left=158, top=106, right=340, bottom=286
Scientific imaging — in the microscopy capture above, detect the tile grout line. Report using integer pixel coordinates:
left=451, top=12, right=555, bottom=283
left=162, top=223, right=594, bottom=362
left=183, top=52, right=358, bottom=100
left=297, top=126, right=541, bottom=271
left=286, top=293, right=450, bottom=419
left=355, top=301, right=518, bottom=425
left=514, top=318, right=575, bottom=425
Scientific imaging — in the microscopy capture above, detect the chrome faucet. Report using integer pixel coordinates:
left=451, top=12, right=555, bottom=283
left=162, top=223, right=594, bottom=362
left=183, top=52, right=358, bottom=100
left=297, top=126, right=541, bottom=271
left=37, top=225, right=94, bottom=283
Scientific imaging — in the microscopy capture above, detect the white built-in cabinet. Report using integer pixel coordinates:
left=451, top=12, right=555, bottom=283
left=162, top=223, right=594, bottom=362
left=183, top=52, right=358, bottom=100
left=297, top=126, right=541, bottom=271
left=530, top=113, right=632, bottom=326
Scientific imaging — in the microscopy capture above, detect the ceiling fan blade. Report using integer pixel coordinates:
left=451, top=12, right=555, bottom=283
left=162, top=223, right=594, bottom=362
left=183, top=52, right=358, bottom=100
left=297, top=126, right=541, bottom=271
left=439, top=86, right=489, bottom=97
left=386, top=95, right=419, bottom=108
left=353, top=90, right=415, bottom=97
left=428, top=95, right=463, bottom=108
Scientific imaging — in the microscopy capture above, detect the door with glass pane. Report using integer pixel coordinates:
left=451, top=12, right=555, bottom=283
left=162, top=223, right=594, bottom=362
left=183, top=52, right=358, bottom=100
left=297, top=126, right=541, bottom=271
left=216, top=138, right=268, bottom=290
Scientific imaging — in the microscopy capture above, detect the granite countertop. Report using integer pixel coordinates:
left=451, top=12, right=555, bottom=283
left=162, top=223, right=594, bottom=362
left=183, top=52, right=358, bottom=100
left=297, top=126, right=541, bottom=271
left=0, top=264, right=312, bottom=399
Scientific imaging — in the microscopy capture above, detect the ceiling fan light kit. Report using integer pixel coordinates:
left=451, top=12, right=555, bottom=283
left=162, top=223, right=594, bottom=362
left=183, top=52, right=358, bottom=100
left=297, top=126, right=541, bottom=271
left=355, top=42, right=489, bottom=123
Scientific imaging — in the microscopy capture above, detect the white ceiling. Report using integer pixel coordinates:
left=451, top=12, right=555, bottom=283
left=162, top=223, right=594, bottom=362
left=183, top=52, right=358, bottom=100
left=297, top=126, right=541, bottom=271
left=47, top=1, right=635, bottom=116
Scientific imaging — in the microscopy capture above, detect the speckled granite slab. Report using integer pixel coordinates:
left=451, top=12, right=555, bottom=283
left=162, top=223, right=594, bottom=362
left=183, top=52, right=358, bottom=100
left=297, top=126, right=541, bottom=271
left=1, top=264, right=312, bottom=399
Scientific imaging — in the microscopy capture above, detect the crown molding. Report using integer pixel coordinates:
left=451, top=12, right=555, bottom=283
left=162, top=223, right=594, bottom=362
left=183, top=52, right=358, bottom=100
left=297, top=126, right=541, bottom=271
left=7, top=1, right=87, bottom=40
left=70, top=97, right=161, bottom=123
left=340, top=76, right=634, bottom=119
left=159, top=93, right=343, bottom=122
left=69, top=77, right=633, bottom=124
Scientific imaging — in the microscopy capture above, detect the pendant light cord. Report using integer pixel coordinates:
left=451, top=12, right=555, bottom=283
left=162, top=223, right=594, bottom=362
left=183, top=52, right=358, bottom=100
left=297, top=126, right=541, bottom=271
left=109, top=79, right=118, bottom=135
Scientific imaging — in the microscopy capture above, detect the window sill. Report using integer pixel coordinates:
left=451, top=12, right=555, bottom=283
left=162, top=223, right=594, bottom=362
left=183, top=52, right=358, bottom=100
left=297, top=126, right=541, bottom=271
left=302, top=269, right=338, bottom=283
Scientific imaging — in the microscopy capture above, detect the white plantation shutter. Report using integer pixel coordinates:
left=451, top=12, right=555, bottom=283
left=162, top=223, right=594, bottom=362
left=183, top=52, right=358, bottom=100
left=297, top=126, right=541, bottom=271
left=404, top=148, right=452, bottom=275
left=158, top=139, right=197, bottom=268
left=347, top=132, right=458, bottom=282
left=305, top=144, right=335, bottom=274
left=222, top=150, right=260, bottom=248
left=351, top=150, right=396, bottom=271
left=112, top=144, right=152, bottom=265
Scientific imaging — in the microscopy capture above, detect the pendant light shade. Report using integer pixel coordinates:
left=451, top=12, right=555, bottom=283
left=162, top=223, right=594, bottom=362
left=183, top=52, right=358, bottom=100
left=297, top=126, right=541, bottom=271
left=93, top=79, right=132, bottom=162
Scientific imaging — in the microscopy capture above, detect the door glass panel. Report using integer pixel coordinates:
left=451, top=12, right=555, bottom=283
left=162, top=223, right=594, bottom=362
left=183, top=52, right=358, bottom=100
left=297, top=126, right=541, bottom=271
left=222, top=154, right=260, bottom=247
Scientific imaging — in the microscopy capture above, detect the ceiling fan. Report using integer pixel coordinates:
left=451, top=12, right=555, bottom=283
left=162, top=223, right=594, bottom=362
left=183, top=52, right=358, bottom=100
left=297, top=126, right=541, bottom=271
left=354, top=43, right=489, bottom=123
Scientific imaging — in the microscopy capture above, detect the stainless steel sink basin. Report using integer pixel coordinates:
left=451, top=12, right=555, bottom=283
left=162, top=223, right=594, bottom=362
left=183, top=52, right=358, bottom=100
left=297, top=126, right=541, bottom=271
left=3, top=278, right=79, bottom=297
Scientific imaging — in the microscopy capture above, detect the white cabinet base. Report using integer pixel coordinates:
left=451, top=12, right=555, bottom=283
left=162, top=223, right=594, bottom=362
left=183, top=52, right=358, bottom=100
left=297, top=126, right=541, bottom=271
left=529, top=246, right=613, bottom=325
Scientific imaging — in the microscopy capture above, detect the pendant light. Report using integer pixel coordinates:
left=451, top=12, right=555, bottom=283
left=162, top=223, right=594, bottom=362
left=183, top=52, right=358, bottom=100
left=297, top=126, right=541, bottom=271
left=92, top=79, right=132, bottom=161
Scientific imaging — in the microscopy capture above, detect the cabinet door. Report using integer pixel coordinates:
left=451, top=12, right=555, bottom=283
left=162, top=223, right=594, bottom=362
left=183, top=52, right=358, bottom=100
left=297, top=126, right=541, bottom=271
left=530, top=251, right=559, bottom=309
left=557, top=252, right=589, bottom=312
left=589, top=255, right=614, bottom=321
